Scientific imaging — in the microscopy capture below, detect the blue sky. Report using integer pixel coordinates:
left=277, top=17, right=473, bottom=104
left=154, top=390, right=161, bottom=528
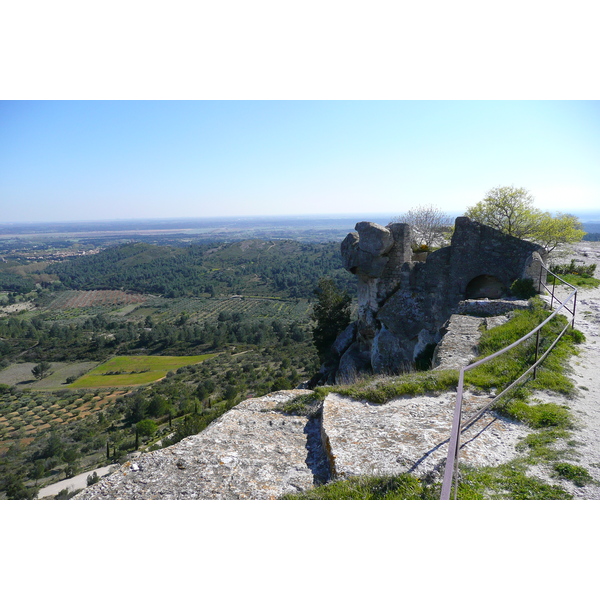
left=1, top=100, right=599, bottom=224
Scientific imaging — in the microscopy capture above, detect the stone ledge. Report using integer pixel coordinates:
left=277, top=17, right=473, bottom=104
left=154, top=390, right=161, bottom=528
left=457, top=299, right=530, bottom=316
left=74, top=389, right=323, bottom=500
left=433, top=314, right=483, bottom=370
left=320, top=392, right=530, bottom=480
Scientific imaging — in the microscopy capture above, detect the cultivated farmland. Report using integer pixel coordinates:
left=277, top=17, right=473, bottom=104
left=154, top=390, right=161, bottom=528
left=70, top=354, right=218, bottom=387
left=126, top=296, right=311, bottom=323
left=0, top=361, right=99, bottom=389
left=0, top=389, right=127, bottom=448
left=47, top=290, right=149, bottom=310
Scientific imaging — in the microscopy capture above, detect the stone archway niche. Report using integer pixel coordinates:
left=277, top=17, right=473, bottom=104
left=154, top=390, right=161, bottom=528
left=465, top=274, right=505, bottom=299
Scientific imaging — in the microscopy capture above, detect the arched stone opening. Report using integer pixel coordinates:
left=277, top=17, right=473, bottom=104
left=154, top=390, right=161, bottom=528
left=465, top=274, right=505, bottom=299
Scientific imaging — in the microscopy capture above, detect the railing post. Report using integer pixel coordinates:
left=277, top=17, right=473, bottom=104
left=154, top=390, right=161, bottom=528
left=440, top=369, right=465, bottom=500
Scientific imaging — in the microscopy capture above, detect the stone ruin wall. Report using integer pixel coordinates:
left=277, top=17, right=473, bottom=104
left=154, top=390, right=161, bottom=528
left=320, top=216, right=547, bottom=385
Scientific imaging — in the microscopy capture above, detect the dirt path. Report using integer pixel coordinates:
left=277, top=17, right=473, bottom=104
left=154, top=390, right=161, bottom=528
left=38, top=464, right=119, bottom=499
left=551, top=242, right=600, bottom=498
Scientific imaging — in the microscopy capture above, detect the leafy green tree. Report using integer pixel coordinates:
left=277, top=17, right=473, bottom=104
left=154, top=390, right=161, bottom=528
left=531, top=212, right=585, bottom=253
left=271, top=376, right=292, bottom=392
left=466, top=186, right=539, bottom=238
left=312, top=278, right=351, bottom=361
left=136, top=419, right=158, bottom=439
left=223, top=385, right=238, bottom=401
left=31, top=361, right=52, bottom=380
left=466, top=186, right=585, bottom=253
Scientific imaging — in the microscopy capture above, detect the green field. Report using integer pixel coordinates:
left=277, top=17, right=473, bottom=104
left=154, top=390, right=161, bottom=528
left=70, top=354, right=218, bottom=387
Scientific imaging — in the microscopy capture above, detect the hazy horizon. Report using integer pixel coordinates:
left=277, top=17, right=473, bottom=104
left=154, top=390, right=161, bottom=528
left=2, top=209, right=600, bottom=228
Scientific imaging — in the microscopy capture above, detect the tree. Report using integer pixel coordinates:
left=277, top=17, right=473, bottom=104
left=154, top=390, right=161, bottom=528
left=531, top=212, right=585, bottom=253
left=31, top=361, right=52, bottom=380
left=136, top=418, right=158, bottom=439
left=3, top=473, right=37, bottom=500
left=312, top=278, right=351, bottom=361
left=465, top=186, right=539, bottom=238
left=30, top=460, right=46, bottom=484
left=391, top=204, right=452, bottom=249
left=62, top=447, right=79, bottom=478
left=223, top=384, right=238, bottom=401
left=271, top=377, right=292, bottom=392
left=465, top=186, right=585, bottom=253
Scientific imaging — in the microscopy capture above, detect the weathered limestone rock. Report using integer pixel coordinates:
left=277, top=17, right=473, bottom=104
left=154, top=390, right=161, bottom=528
left=320, top=392, right=530, bottom=479
left=432, top=314, right=483, bottom=370
left=371, top=325, right=412, bottom=373
left=74, top=390, right=328, bottom=500
left=336, top=342, right=372, bottom=384
left=331, top=322, right=357, bottom=358
left=355, top=221, right=395, bottom=256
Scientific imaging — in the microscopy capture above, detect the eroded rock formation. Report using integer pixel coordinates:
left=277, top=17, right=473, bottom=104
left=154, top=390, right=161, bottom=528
left=324, top=216, right=546, bottom=383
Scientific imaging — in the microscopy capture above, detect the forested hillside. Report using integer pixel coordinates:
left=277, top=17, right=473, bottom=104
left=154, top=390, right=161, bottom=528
left=44, top=239, right=354, bottom=298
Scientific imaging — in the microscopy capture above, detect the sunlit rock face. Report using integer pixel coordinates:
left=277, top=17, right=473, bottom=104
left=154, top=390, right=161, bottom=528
left=74, top=390, right=329, bottom=500
left=329, top=217, right=546, bottom=383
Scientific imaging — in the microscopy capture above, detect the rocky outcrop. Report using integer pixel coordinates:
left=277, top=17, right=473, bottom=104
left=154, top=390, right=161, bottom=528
left=74, top=387, right=530, bottom=500
left=329, top=216, right=546, bottom=382
left=74, top=390, right=329, bottom=500
left=320, top=392, right=529, bottom=479
left=431, top=314, right=483, bottom=371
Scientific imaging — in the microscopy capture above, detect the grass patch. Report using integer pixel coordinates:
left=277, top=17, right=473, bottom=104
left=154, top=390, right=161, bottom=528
left=69, top=354, right=217, bottom=387
left=516, top=430, right=573, bottom=462
left=328, top=369, right=459, bottom=404
left=464, top=299, right=582, bottom=397
left=457, top=461, right=573, bottom=499
left=281, top=473, right=433, bottom=500
left=277, top=390, right=326, bottom=417
left=547, top=261, right=598, bottom=289
left=547, top=273, right=600, bottom=288
left=553, top=463, right=594, bottom=487
left=497, top=399, right=572, bottom=429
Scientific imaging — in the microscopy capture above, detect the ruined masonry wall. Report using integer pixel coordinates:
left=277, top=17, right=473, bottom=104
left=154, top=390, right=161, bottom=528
left=332, top=216, right=546, bottom=383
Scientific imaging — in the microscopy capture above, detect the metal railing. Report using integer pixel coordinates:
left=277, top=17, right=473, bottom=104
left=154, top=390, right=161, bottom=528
left=440, top=263, right=578, bottom=500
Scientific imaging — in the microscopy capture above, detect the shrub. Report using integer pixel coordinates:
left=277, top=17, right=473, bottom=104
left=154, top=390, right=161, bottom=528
left=87, top=471, right=100, bottom=486
left=54, top=487, right=81, bottom=500
left=550, top=260, right=596, bottom=277
left=510, top=278, right=537, bottom=299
